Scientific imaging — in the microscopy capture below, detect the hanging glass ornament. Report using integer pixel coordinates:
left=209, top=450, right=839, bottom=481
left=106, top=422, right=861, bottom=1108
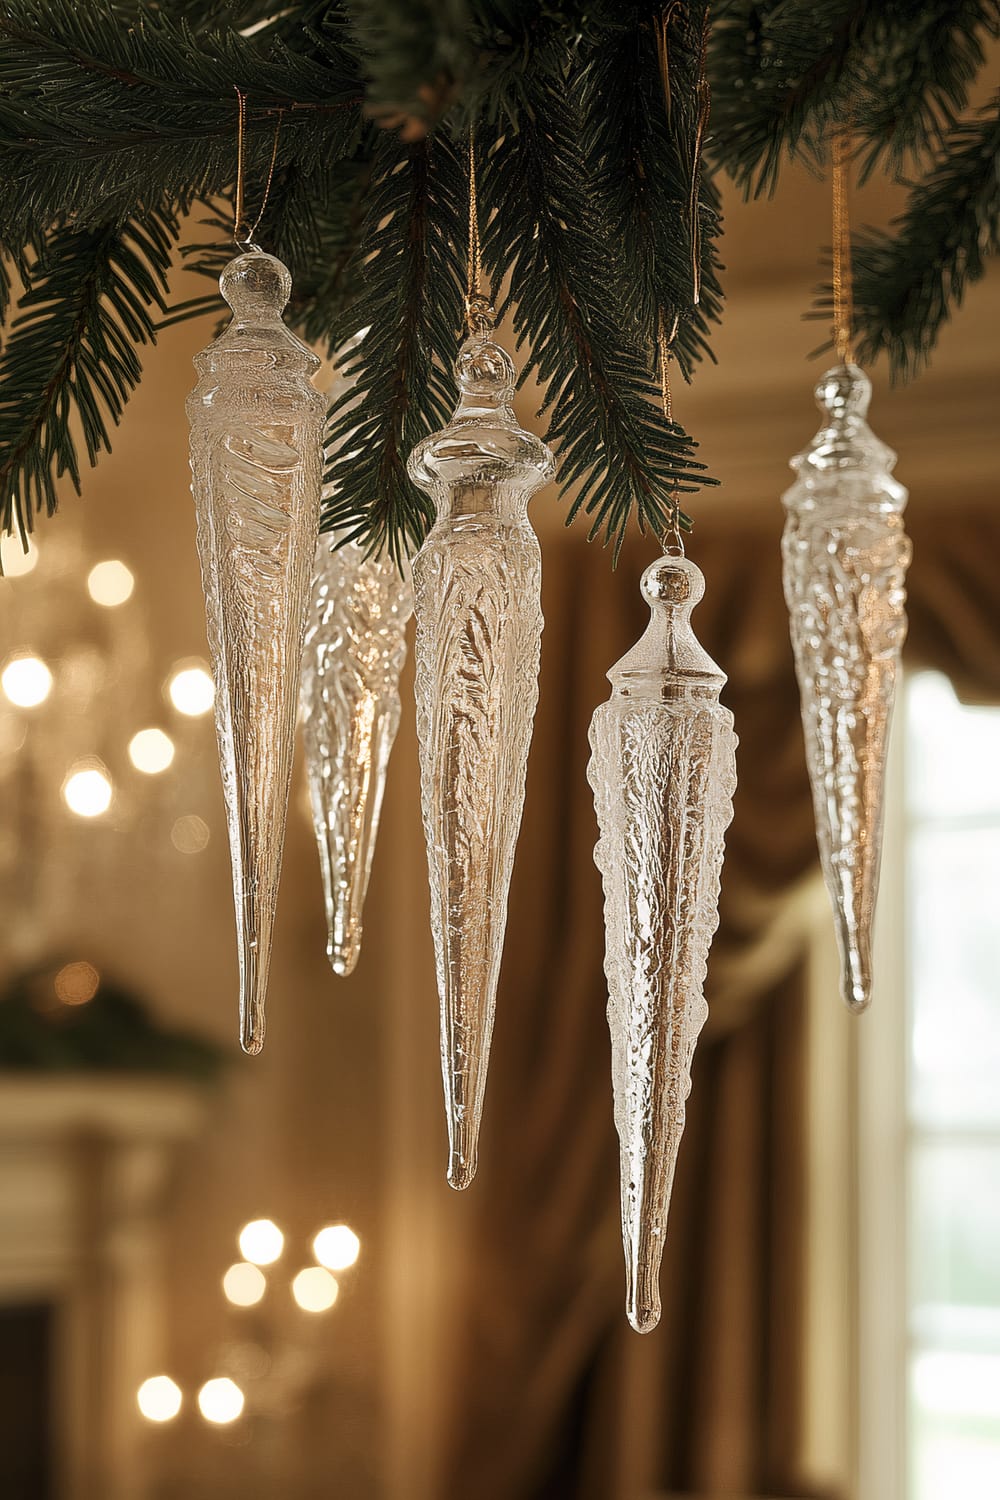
left=588, top=551, right=737, bottom=1333
left=782, top=363, right=910, bottom=1011
left=299, top=531, right=412, bottom=976
left=187, top=250, right=324, bottom=1053
left=408, top=298, right=555, bottom=1189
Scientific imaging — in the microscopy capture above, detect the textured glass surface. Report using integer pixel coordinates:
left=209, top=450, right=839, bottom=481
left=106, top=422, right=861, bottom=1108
left=187, top=251, right=324, bottom=1053
left=782, top=364, right=911, bottom=1011
left=300, top=532, right=412, bottom=975
left=588, top=554, right=737, bottom=1333
left=408, top=330, right=555, bottom=1190
left=909, top=825, right=1000, bottom=1128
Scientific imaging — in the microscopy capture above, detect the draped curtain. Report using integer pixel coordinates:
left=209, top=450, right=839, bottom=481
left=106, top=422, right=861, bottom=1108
left=434, top=509, right=1000, bottom=1500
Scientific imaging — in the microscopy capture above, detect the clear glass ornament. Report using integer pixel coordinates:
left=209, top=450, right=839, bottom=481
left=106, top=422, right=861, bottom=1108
left=782, top=364, right=910, bottom=1012
left=588, top=552, right=737, bottom=1334
left=187, top=250, right=325, bottom=1053
left=299, top=531, right=412, bottom=976
left=408, top=315, right=555, bottom=1190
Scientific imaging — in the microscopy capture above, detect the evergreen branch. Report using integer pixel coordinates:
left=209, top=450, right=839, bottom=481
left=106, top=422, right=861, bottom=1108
left=485, top=75, right=715, bottom=559
left=322, top=130, right=467, bottom=564
left=847, top=102, right=1000, bottom=380
left=0, top=208, right=178, bottom=541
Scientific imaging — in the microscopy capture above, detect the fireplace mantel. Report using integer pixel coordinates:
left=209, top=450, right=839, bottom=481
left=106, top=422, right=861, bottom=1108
left=0, top=1072, right=209, bottom=1500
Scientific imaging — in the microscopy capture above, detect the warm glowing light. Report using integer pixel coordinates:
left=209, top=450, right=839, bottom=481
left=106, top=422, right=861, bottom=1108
left=197, top=1378, right=244, bottom=1425
left=238, top=1219, right=284, bottom=1266
left=128, top=727, right=175, bottom=775
left=167, top=664, right=214, bottom=717
left=0, top=534, right=38, bottom=577
left=291, top=1267, right=339, bottom=1313
left=54, top=961, right=99, bottom=1006
left=87, top=559, right=134, bottom=607
left=171, top=814, right=210, bottom=854
left=62, top=764, right=113, bottom=818
left=313, top=1224, right=360, bottom=1272
left=137, top=1375, right=182, bottom=1423
left=222, top=1262, right=267, bottom=1308
left=1, top=654, right=53, bottom=708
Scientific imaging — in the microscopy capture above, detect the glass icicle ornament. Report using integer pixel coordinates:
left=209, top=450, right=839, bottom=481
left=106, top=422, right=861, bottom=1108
left=782, top=364, right=910, bottom=1011
left=299, top=532, right=412, bottom=976
left=187, top=251, right=324, bottom=1053
left=588, top=552, right=737, bottom=1334
left=408, top=302, right=555, bottom=1190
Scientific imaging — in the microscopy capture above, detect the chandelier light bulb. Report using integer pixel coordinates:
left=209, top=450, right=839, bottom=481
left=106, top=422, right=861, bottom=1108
left=1, top=654, right=53, bottom=708
left=197, top=1378, right=244, bottom=1425
left=87, top=559, right=134, bottom=607
left=168, top=664, right=215, bottom=717
left=62, top=764, right=113, bottom=818
left=128, top=727, right=175, bottom=774
left=291, top=1266, right=339, bottom=1313
left=312, top=1224, right=360, bottom=1272
left=222, top=1262, right=267, bottom=1307
left=0, top=534, right=38, bottom=577
left=137, top=1376, right=182, bottom=1423
left=238, top=1218, right=284, bottom=1266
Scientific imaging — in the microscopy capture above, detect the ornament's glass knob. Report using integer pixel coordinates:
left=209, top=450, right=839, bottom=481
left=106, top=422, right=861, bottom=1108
left=220, top=252, right=292, bottom=320
left=814, top=362, right=872, bottom=420
left=455, top=335, right=515, bottom=401
left=640, top=552, right=705, bottom=608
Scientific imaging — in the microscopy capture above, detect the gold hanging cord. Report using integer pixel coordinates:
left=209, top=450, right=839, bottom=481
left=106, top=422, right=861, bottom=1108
left=832, top=122, right=855, bottom=365
left=465, top=122, right=494, bottom=334
left=233, top=86, right=284, bottom=250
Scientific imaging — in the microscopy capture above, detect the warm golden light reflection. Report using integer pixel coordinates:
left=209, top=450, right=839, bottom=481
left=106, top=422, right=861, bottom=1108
left=0, top=534, right=39, bottom=577
left=1, top=654, right=53, bottom=708
left=128, top=727, right=175, bottom=774
left=238, top=1219, right=284, bottom=1266
left=312, top=1224, right=361, bottom=1272
left=54, top=961, right=99, bottom=1006
left=87, top=559, right=135, bottom=607
left=137, top=1376, right=182, bottom=1423
left=197, top=1378, right=244, bottom=1425
left=167, top=664, right=214, bottom=716
left=291, top=1267, right=339, bottom=1313
left=62, top=764, right=113, bottom=818
left=222, top=1262, right=267, bottom=1307
left=170, top=814, right=210, bottom=854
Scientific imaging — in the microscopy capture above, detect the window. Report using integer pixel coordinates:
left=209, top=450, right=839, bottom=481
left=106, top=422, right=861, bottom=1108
left=903, top=673, right=1000, bottom=1500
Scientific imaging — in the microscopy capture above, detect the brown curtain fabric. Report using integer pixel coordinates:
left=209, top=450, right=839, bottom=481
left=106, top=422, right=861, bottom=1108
left=437, top=510, right=1000, bottom=1500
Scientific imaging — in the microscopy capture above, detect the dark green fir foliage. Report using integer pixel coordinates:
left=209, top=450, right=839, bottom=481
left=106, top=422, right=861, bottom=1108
left=0, top=0, right=997, bottom=556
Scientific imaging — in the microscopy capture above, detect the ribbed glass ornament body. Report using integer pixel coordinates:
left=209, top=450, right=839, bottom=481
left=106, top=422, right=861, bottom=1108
left=588, top=554, right=737, bottom=1333
left=186, top=251, right=324, bottom=1053
left=782, top=364, right=910, bottom=1011
left=408, top=331, right=555, bottom=1190
left=300, top=533, right=412, bottom=976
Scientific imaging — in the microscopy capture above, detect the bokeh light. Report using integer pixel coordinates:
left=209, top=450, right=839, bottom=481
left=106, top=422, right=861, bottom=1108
left=54, top=961, right=100, bottom=1007
left=197, top=1378, right=244, bottom=1425
left=0, top=534, right=39, bottom=577
left=291, top=1267, right=339, bottom=1313
left=238, top=1219, right=284, bottom=1266
left=171, top=814, right=210, bottom=854
left=222, top=1262, right=267, bottom=1308
left=1, top=654, right=53, bottom=708
left=128, top=728, right=175, bottom=775
left=137, top=1376, right=182, bottom=1423
left=313, top=1224, right=360, bottom=1272
left=167, top=664, right=214, bottom=717
left=62, top=764, right=113, bottom=818
left=87, top=559, right=134, bottom=607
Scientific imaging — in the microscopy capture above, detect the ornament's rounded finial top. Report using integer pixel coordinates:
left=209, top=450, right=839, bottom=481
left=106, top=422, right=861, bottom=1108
left=815, top=363, right=871, bottom=420
left=455, top=334, right=516, bottom=400
left=641, top=552, right=705, bottom=609
left=221, top=251, right=292, bottom=320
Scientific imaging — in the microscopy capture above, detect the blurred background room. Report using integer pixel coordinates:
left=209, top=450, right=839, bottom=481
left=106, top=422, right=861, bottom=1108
left=1, top=17, right=999, bottom=1500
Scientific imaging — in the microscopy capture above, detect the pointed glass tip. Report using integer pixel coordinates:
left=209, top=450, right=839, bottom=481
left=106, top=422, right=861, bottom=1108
left=447, top=1143, right=478, bottom=1192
